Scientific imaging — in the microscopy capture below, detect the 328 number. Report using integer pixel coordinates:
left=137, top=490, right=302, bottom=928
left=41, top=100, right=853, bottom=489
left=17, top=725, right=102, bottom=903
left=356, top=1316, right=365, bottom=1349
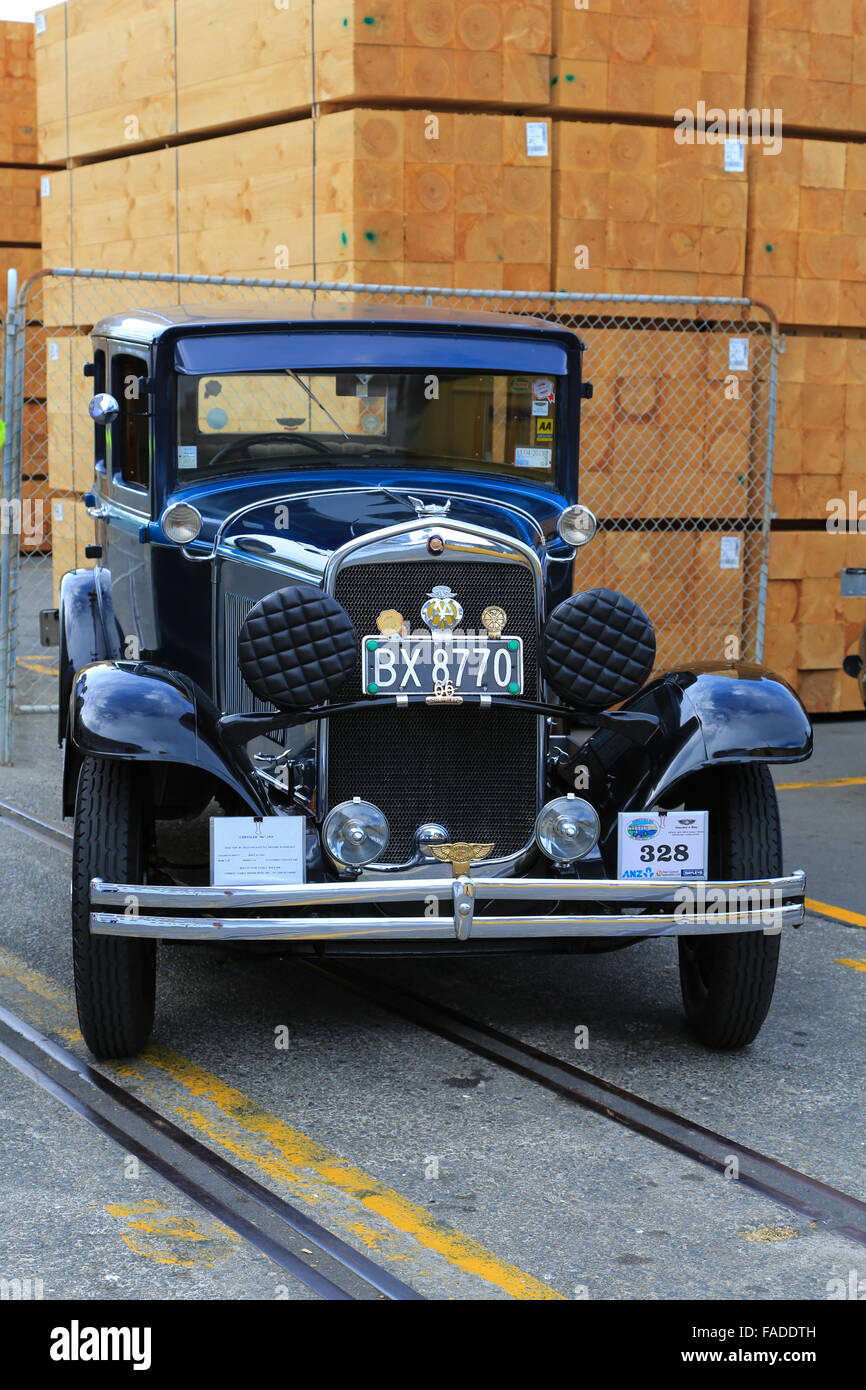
left=639, top=843, right=689, bottom=862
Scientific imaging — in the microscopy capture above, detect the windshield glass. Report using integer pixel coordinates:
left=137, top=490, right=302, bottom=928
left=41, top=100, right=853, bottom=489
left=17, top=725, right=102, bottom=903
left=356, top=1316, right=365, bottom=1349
left=174, top=370, right=562, bottom=485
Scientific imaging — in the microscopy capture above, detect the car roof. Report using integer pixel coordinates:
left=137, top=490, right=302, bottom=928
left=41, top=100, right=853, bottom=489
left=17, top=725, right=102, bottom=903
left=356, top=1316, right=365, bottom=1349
left=93, top=299, right=578, bottom=346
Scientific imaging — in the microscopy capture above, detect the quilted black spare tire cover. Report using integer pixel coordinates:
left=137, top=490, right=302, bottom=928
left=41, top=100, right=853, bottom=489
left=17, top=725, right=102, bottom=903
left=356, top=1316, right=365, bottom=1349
left=238, top=584, right=358, bottom=709
left=542, top=587, right=656, bottom=708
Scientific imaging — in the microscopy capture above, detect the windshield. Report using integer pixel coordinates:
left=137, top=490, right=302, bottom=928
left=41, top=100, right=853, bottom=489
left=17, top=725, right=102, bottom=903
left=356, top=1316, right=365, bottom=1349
left=174, top=370, right=562, bottom=485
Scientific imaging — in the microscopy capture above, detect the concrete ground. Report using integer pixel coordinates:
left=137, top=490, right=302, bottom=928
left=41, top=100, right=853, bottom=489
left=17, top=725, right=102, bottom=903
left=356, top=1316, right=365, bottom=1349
left=0, top=712, right=864, bottom=1301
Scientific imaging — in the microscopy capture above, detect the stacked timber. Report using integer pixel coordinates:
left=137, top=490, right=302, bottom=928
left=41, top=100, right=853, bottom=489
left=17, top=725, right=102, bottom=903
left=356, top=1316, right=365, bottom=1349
left=35, top=0, right=553, bottom=164
left=550, top=0, right=748, bottom=119
left=1, top=21, right=40, bottom=310
left=0, top=20, right=37, bottom=163
left=765, top=530, right=866, bottom=714
left=573, top=529, right=749, bottom=672
left=748, top=0, right=866, bottom=137
left=746, top=136, right=866, bottom=329
left=772, top=333, right=866, bottom=522
left=552, top=120, right=748, bottom=300
left=39, top=109, right=553, bottom=314
left=1, top=21, right=45, bottom=549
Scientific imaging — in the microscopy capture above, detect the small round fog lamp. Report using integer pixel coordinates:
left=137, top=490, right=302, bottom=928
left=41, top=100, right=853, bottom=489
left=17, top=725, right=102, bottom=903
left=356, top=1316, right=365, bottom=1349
left=161, top=501, right=203, bottom=545
left=323, top=798, right=390, bottom=868
left=535, top=794, right=600, bottom=863
left=557, top=504, right=597, bottom=548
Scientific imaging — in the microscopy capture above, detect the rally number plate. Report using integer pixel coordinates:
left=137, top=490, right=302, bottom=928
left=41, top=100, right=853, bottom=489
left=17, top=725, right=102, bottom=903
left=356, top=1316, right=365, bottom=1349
left=362, top=634, right=524, bottom=696
left=617, top=811, right=708, bottom=881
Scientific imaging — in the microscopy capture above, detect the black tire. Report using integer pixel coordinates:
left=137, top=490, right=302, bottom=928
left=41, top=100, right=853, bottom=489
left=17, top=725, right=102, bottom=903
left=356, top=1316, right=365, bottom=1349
left=677, top=763, right=782, bottom=1049
left=72, top=758, right=156, bottom=1058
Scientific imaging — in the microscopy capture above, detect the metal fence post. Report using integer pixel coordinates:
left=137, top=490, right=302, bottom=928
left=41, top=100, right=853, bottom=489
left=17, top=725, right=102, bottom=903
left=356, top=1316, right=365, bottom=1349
left=754, top=324, right=781, bottom=666
left=3, top=270, right=30, bottom=761
left=0, top=267, right=19, bottom=764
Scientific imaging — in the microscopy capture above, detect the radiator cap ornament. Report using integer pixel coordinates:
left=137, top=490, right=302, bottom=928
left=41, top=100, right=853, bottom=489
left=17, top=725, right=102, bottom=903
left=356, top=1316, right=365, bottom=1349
left=422, top=584, right=463, bottom=631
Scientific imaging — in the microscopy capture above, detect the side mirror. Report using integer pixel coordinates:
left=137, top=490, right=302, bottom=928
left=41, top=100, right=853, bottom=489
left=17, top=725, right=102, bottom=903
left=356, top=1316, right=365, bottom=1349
left=88, top=393, right=120, bottom=424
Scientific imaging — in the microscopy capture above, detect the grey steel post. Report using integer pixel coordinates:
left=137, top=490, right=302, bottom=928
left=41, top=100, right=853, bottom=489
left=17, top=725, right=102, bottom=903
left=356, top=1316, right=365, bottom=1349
left=4, top=270, right=30, bottom=763
left=754, top=316, right=782, bottom=665
left=0, top=268, right=19, bottom=763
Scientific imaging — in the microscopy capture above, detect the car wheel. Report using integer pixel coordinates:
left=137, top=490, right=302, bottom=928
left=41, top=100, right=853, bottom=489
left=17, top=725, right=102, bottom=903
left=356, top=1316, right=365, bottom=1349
left=677, top=763, right=782, bottom=1050
left=72, top=758, right=156, bottom=1058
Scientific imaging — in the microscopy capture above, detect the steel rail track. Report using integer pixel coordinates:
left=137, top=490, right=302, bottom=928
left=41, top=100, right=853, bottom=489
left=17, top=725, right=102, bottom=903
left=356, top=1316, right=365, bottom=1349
left=3, top=794, right=865, bottom=1264
left=0, top=799, right=421, bottom=1302
left=312, top=963, right=866, bottom=1249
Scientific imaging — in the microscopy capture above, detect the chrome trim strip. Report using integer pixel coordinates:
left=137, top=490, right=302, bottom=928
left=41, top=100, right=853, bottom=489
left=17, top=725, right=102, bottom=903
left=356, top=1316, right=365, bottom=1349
left=91, top=871, right=806, bottom=910
left=90, top=902, right=803, bottom=942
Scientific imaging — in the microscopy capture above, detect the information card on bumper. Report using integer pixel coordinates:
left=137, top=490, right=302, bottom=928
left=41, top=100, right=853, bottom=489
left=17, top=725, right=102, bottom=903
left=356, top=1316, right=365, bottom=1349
left=210, top=816, right=305, bottom=886
left=617, top=811, right=708, bottom=881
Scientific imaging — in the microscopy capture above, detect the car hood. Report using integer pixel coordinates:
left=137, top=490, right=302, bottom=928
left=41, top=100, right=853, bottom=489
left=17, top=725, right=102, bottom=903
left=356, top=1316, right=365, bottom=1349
left=169, top=467, right=573, bottom=581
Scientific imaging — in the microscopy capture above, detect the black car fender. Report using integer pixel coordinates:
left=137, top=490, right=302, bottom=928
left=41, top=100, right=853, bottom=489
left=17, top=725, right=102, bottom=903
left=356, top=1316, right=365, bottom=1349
left=577, top=663, right=812, bottom=869
left=58, top=567, right=123, bottom=745
left=65, top=661, right=270, bottom=818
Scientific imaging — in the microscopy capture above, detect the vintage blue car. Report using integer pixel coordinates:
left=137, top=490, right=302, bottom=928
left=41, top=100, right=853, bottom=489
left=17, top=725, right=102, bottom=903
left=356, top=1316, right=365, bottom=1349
left=54, top=302, right=812, bottom=1058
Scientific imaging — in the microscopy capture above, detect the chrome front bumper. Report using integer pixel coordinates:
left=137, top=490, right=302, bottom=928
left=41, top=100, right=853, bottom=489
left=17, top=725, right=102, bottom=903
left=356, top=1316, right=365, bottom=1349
left=89, top=872, right=806, bottom=942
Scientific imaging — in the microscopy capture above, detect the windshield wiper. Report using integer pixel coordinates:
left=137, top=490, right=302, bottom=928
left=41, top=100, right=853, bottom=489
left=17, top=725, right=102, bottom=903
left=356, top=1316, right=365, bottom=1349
left=284, top=369, right=350, bottom=439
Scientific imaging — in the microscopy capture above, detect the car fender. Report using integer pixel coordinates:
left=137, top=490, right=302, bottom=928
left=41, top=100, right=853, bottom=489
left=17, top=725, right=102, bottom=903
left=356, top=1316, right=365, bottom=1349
left=67, top=661, right=270, bottom=817
left=58, top=567, right=123, bottom=745
left=579, top=663, right=812, bottom=866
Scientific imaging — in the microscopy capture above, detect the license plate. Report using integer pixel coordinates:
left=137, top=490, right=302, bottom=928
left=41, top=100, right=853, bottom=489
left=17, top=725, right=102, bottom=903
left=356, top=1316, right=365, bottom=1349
left=617, top=811, right=708, bottom=881
left=362, top=634, right=524, bottom=696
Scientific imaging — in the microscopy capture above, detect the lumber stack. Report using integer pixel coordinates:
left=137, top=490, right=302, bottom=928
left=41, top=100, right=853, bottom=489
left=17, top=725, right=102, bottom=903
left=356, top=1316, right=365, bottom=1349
left=766, top=530, right=866, bottom=714
left=35, top=1, right=553, bottom=164
left=748, top=0, right=866, bottom=137
left=772, top=332, right=866, bottom=522
left=0, top=21, right=40, bottom=310
left=39, top=109, right=553, bottom=319
left=573, top=529, right=748, bottom=670
left=1, top=21, right=43, bottom=520
left=0, top=20, right=37, bottom=163
left=578, top=325, right=758, bottom=523
left=550, top=0, right=748, bottom=119
left=553, top=120, right=748, bottom=301
left=746, top=136, right=866, bottom=328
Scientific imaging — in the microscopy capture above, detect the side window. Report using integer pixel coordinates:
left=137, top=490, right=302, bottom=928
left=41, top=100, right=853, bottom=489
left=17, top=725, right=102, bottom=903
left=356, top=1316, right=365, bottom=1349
left=110, top=352, right=150, bottom=491
left=91, top=347, right=107, bottom=472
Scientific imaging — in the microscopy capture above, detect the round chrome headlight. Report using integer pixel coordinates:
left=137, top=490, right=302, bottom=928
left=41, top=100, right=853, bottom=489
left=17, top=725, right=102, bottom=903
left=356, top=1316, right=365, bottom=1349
left=323, top=798, right=390, bottom=868
left=161, top=501, right=202, bottom=545
left=535, top=795, right=600, bottom=863
left=557, top=504, right=597, bottom=548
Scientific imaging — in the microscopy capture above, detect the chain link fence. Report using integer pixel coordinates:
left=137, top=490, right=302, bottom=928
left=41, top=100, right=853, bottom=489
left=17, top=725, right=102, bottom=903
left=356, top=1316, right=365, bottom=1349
left=0, top=266, right=779, bottom=763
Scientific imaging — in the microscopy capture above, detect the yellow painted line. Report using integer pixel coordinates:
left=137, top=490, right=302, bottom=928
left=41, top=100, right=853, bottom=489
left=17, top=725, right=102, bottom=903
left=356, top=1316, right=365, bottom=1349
left=740, top=1226, right=799, bottom=1243
left=105, top=1199, right=241, bottom=1268
left=134, top=1042, right=563, bottom=1300
left=777, top=776, right=866, bottom=790
left=805, top=898, right=866, bottom=929
left=16, top=657, right=58, bottom=676
left=834, top=957, right=866, bottom=973
left=0, top=945, right=563, bottom=1300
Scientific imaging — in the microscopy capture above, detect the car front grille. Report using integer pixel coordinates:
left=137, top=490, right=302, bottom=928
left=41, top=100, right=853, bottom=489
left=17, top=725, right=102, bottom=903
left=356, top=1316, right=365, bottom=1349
left=328, top=559, right=541, bottom=864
